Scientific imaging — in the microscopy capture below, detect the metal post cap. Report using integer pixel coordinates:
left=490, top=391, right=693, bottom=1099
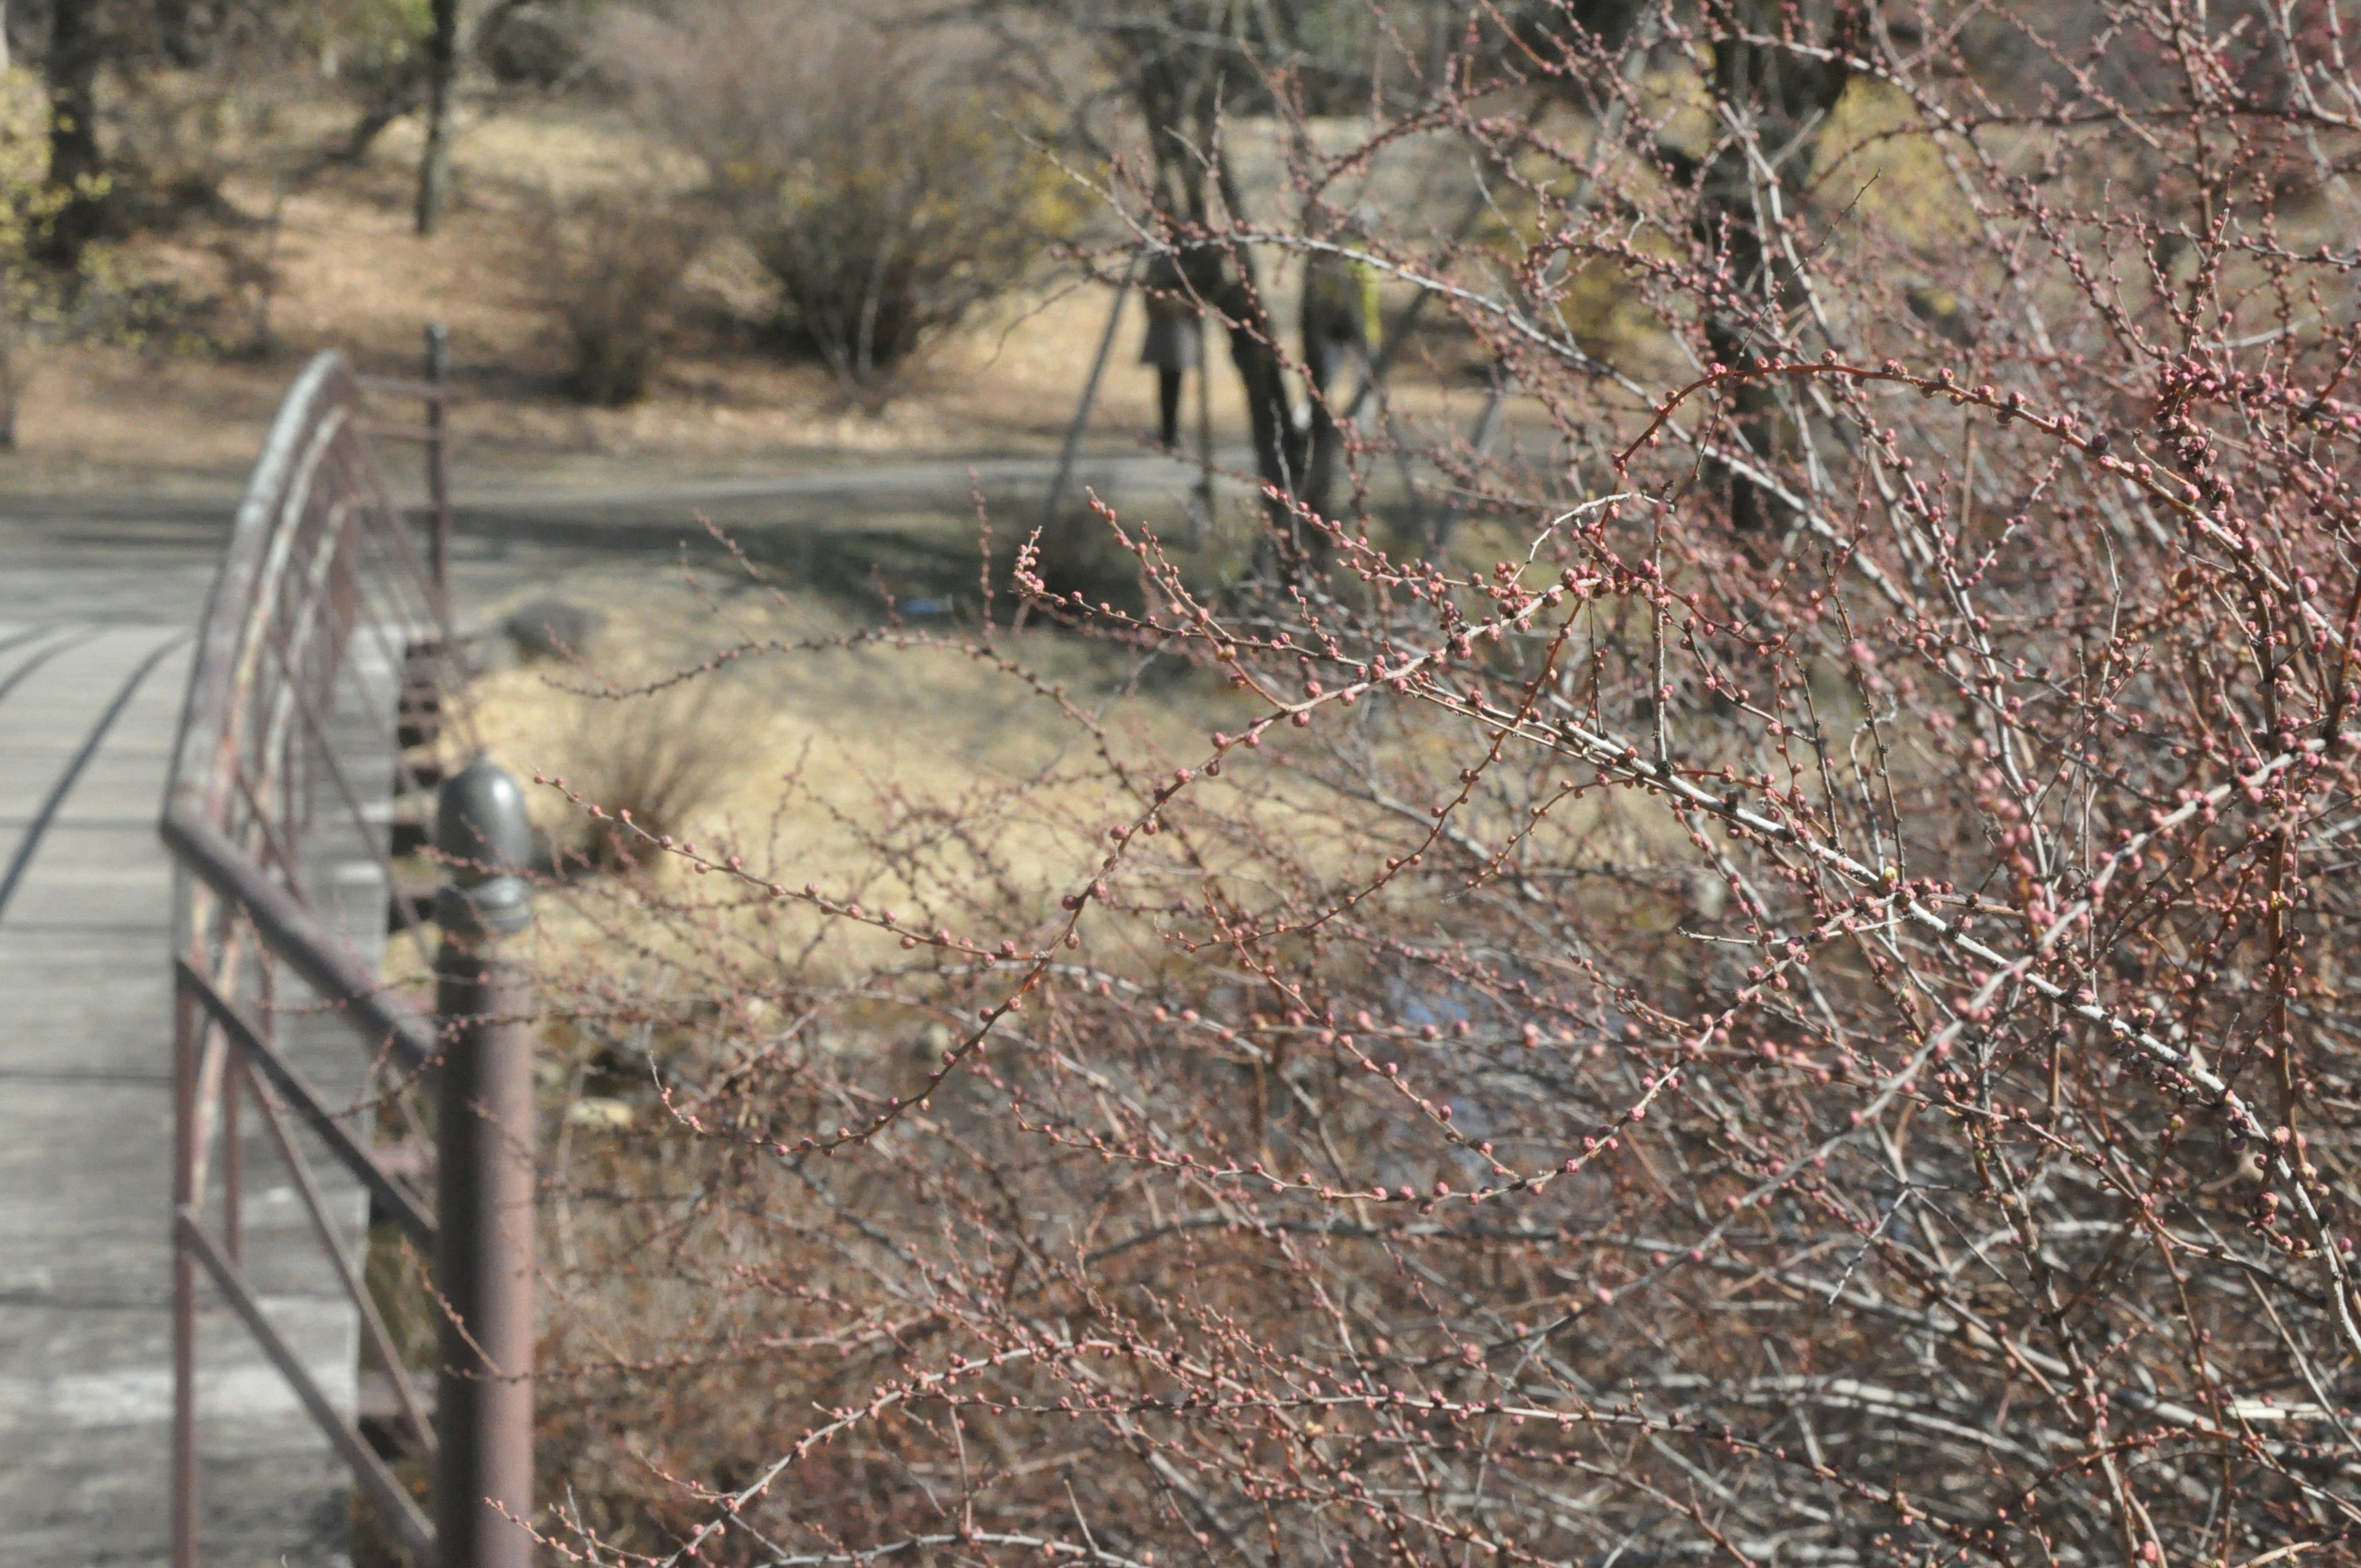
left=435, top=756, right=534, bottom=936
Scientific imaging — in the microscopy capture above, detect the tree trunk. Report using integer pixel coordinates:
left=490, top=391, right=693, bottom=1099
left=415, top=0, right=459, bottom=235
left=1690, top=0, right=1854, bottom=531
left=1140, top=60, right=1332, bottom=582
left=40, top=0, right=105, bottom=269
left=0, top=323, right=20, bottom=451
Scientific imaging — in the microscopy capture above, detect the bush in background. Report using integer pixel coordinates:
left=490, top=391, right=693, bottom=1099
left=476, top=0, right=598, bottom=88
left=604, top=0, right=1078, bottom=403
left=528, top=185, right=710, bottom=406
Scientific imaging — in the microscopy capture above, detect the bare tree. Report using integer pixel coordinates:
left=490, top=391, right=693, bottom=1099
left=468, top=2, right=2361, bottom=1564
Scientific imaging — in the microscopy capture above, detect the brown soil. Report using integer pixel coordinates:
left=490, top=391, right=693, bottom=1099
left=0, top=91, right=1539, bottom=509
left=0, top=100, right=1233, bottom=498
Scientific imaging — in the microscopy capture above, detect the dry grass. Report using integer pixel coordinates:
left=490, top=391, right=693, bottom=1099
left=468, top=575, right=1218, bottom=843
left=2, top=91, right=1552, bottom=497
left=438, top=548, right=1654, bottom=1008
left=440, top=567, right=1206, bottom=983
left=1, top=101, right=1161, bottom=489
left=543, top=679, right=746, bottom=871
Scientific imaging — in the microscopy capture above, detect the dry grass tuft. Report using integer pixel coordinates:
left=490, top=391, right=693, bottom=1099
left=547, top=680, right=744, bottom=873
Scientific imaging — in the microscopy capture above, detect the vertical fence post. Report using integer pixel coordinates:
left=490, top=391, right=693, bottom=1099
left=424, top=323, right=453, bottom=621
left=432, top=758, right=537, bottom=1567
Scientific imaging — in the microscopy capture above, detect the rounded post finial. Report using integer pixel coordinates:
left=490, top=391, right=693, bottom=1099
left=433, top=756, right=533, bottom=936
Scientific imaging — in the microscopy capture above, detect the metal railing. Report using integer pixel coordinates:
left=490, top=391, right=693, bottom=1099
left=160, top=331, right=533, bottom=1566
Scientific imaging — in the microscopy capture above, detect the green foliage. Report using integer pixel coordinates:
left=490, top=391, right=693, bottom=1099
left=0, top=66, right=89, bottom=443
left=0, top=69, right=73, bottom=322
left=0, top=69, right=52, bottom=249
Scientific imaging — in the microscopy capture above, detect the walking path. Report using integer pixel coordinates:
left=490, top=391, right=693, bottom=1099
left=0, top=614, right=382, bottom=1566
left=0, top=478, right=746, bottom=1565
left=0, top=442, right=1224, bottom=1563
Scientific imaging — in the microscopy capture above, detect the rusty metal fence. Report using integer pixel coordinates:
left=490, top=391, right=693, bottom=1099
left=159, top=336, right=469, bottom=1564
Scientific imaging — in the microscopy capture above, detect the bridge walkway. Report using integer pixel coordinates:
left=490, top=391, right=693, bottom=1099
left=0, top=609, right=391, bottom=1567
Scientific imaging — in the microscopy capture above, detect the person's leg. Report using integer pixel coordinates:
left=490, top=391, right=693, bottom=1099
left=1158, top=366, right=1185, bottom=449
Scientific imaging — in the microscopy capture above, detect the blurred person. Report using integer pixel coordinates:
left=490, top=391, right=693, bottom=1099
left=1300, top=247, right=1379, bottom=403
left=1139, top=251, right=1203, bottom=450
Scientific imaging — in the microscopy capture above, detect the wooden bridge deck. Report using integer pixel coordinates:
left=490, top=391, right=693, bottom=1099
left=0, top=598, right=392, bottom=1566
left=0, top=462, right=892, bottom=1563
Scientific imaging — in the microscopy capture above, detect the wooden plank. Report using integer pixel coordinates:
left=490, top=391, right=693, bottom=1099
left=0, top=939, right=172, bottom=1072
left=0, top=632, right=180, bottom=822
left=0, top=617, right=406, bottom=1566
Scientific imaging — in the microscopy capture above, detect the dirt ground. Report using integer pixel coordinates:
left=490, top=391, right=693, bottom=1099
left=0, top=97, right=1503, bottom=502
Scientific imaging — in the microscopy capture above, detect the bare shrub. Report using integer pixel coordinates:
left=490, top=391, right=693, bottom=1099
left=515, top=2, right=2361, bottom=1565
left=604, top=0, right=1076, bottom=401
left=477, top=0, right=595, bottom=88
left=527, top=186, right=710, bottom=406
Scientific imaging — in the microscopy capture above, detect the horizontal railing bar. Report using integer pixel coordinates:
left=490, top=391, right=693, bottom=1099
left=161, top=810, right=439, bottom=1072
left=171, top=338, right=461, bottom=1568
left=178, top=1211, right=437, bottom=1558
left=168, top=354, right=345, bottom=824
left=176, top=958, right=437, bottom=1251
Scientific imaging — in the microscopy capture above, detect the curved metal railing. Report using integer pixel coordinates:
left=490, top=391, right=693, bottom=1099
left=160, top=341, right=459, bottom=1565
